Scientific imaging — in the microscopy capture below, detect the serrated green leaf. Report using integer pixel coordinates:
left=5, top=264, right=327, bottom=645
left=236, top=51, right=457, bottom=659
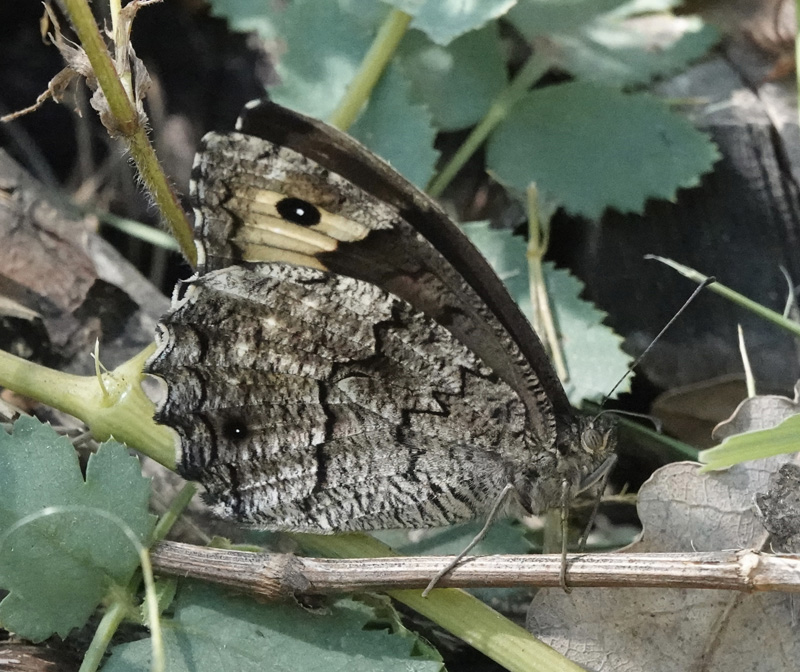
left=546, top=262, right=631, bottom=403
left=508, top=1, right=716, bottom=88
left=398, top=24, right=508, bottom=131
left=608, top=0, right=683, bottom=16
left=553, top=16, right=718, bottom=88
left=0, top=417, right=154, bottom=641
left=373, top=520, right=532, bottom=606
left=461, top=222, right=631, bottom=403
left=486, top=82, right=720, bottom=218
left=339, top=0, right=393, bottom=31
left=699, top=414, right=800, bottom=471
left=350, top=64, right=439, bottom=187
left=506, top=0, right=629, bottom=36
left=354, top=593, right=443, bottom=664
left=104, top=582, right=443, bottom=672
left=386, top=0, right=516, bottom=45
left=268, top=0, right=373, bottom=120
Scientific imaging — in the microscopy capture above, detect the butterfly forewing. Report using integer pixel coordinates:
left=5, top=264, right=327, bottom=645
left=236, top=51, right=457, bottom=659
left=194, top=101, right=572, bottom=443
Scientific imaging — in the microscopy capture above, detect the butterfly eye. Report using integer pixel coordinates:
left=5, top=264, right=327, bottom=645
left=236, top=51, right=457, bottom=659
left=581, top=427, right=603, bottom=454
left=276, top=197, right=322, bottom=226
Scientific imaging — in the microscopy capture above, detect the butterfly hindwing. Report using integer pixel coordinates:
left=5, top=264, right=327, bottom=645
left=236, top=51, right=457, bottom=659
left=148, top=264, right=564, bottom=528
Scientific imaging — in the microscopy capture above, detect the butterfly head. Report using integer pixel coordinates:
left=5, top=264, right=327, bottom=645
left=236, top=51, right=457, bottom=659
left=559, top=413, right=618, bottom=498
left=515, top=413, right=617, bottom=515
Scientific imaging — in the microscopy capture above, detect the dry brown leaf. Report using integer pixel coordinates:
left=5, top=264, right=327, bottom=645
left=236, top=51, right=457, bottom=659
left=713, top=380, right=800, bottom=441
left=527, top=455, right=799, bottom=671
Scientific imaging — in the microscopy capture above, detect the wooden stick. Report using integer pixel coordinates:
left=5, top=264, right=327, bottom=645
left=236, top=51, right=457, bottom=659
left=150, top=541, right=800, bottom=599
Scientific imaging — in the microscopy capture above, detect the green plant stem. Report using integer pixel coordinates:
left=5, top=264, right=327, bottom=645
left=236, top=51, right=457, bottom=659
left=79, top=598, right=129, bottom=672
left=526, top=184, right=568, bottom=382
left=648, top=256, right=800, bottom=338
left=328, top=9, right=412, bottom=131
left=294, top=532, right=582, bottom=672
left=81, top=550, right=166, bottom=672
left=59, top=0, right=196, bottom=266
left=152, top=482, right=199, bottom=543
left=427, top=52, right=551, bottom=198
left=0, top=345, right=176, bottom=468
left=96, top=210, right=181, bottom=251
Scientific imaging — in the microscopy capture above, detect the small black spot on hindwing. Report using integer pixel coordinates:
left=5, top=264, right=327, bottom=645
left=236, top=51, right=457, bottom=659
left=222, top=417, right=250, bottom=442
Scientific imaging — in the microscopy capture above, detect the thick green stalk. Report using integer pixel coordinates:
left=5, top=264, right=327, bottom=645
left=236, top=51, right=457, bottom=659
left=648, top=256, right=800, bottom=338
left=0, top=345, right=176, bottom=468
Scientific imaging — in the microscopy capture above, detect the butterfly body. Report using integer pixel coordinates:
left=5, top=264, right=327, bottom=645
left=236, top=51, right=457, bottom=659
left=147, top=101, right=616, bottom=533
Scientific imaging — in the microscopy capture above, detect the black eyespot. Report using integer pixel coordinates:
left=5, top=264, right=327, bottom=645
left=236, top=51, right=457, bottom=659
left=276, top=197, right=321, bottom=226
left=222, top=418, right=249, bottom=442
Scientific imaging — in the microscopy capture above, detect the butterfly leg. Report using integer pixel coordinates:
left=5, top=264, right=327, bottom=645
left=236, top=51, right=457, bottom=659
left=559, top=478, right=572, bottom=593
left=578, top=458, right=615, bottom=551
left=422, top=482, right=516, bottom=597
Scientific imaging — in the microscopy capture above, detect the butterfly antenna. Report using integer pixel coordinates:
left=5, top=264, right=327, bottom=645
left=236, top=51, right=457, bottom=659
left=594, top=408, right=663, bottom=433
left=599, top=277, right=716, bottom=409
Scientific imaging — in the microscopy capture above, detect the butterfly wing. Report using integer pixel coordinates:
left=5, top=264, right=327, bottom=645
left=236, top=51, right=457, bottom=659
left=147, top=101, right=606, bottom=531
left=148, top=263, right=565, bottom=528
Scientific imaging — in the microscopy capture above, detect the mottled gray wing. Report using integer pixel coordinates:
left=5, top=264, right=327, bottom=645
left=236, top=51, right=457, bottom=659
left=147, top=263, right=563, bottom=530
left=190, top=101, right=577, bottom=452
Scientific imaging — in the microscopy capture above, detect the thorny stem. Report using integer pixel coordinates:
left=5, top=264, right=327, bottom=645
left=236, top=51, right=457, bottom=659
left=59, top=0, right=196, bottom=265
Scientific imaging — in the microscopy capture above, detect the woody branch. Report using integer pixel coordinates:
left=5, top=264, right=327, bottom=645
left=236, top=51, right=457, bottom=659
left=150, top=541, right=800, bottom=600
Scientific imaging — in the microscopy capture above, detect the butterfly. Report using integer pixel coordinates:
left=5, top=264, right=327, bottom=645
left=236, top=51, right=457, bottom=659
left=146, top=100, right=616, bottom=548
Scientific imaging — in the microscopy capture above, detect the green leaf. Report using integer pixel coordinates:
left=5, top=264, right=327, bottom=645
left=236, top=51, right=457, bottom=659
left=553, top=16, right=717, bottom=88
left=350, top=64, right=439, bottom=188
left=461, top=222, right=631, bottom=403
left=339, top=0, right=393, bottom=31
left=609, top=0, right=684, bottom=15
left=268, top=0, right=373, bottom=120
left=398, top=24, right=508, bottom=131
left=373, top=520, right=532, bottom=606
left=386, top=0, right=516, bottom=45
left=699, top=414, right=800, bottom=471
left=506, top=0, right=629, bottom=36
left=0, top=417, right=154, bottom=641
left=546, top=262, right=631, bottom=403
left=486, top=82, right=720, bottom=218
left=508, top=1, right=717, bottom=88
left=373, top=519, right=530, bottom=557
left=104, top=582, right=443, bottom=672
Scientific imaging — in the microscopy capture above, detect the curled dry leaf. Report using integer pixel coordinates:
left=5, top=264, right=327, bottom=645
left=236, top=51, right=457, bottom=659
left=1, top=1, right=153, bottom=136
left=712, top=380, right=800, bottom=441
left=651, top=375, right=748, bottom=448
left=527, top=455, right=799, bottom=671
